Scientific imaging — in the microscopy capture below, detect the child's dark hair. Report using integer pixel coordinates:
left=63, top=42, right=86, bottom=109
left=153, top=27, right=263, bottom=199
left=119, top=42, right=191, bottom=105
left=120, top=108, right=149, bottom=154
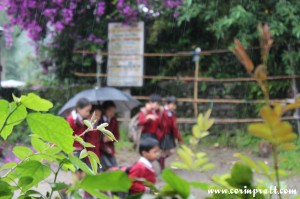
left=102, top=100, right=116, bottom=111
left=149, top=94, right=162, bottom=103
left=166, top=96, right=177, bottom=104
left=139, top=137, right=159, bottom=156
left=90, top=104, right=102, bottom=114
left=76, top=98, right=91, bottom=109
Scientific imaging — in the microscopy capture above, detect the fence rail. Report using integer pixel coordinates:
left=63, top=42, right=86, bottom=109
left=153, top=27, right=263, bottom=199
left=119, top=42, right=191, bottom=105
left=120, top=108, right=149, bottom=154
left=117, top=116, right=297, bottom=124
left=73, top=48, right=298, bottom=124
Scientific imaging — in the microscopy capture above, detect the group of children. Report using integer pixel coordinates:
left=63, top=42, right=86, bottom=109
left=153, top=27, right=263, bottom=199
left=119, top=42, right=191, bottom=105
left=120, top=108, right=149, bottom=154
left=66, top=93, right=182, bottom=197
left=138, top=94, right=182, bottom=171
left=66, top=99, right=120, bottom=172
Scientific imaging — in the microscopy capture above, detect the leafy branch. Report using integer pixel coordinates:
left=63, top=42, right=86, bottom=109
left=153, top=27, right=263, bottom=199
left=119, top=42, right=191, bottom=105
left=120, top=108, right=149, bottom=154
left=49, top=162, right=64, bottom=198
left=231, top=24, right=300, bottom=199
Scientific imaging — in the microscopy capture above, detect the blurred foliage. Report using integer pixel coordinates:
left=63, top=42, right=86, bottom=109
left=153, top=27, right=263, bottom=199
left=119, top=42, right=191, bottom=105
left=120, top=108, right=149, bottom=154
left=20, top=1, right=297, bottom=86
left=135, top=0, right=300, bottom=98
left=0, top=11, right=40, bottom=83
left=25, top=0, right=300, bottom=123
left=172, top=109, right=215, bottom=171
left=279, top=139, right=300, bottom=172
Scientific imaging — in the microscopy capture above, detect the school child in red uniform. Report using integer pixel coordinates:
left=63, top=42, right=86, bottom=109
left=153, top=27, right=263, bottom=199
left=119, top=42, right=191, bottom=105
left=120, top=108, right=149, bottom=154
left=138, top=94, right=162, bottom=141
left=99, top=101, right=120, bottom=171
left=66, top=98, right=92, bottom=154
left=66, top=98, right=92, bottom=181
left=158, top=96, right=182, bottom=170
left=84, top=105, right=102, bottom=162
left=128, top=137, right=160, bottom=195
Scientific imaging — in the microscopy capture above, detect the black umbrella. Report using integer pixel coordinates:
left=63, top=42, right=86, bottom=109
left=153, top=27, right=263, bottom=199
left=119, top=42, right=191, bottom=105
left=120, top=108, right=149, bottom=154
left=58, top=87, right=141, bottom=117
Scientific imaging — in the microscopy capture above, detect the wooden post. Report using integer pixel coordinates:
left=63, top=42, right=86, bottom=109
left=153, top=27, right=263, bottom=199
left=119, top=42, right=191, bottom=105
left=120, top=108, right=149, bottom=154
left=194, top=61, right=199, bottom=117
left=121, top=88, right=131, bottom=122
left=291, top=76, right=300, bottom=135
left=287, top=45, right=300, bottom=135
left=193, top=48, right=201, bottom=117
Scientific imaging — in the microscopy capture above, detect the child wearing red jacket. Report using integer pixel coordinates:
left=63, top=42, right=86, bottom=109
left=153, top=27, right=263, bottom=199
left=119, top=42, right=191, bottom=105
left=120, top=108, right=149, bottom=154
left=66, top=98, right=92, bottom=154
left=66, top=98, right=92, bottom=183
left=99, top=101, right=120, bottom=171
left=158, top=96, right=182, bottom=170
left=84, top=105, right=102, bottom=162
left=138, top=94, right=162, bottom=141
left=128, top=137, right=160, bottom=195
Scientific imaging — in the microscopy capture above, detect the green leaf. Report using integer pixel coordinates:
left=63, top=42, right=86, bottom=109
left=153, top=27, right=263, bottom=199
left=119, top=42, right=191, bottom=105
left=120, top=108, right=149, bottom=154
left=15, top=160, right=52, bottom=188
left=234, top=153, right=260, bottom=172
left=45, top=147, right=61, bottom=155
left=24, top=190, right=43, bottom=197
left=201, top=163, right=215, bottom=171
left=79, top=149, right=88, bottom=159
left=161, top=168, right=190, bottom=198
left=96, top=123, right=109, bottom=131
left=70, top=191, right=83, bottom=199
left=84, top=190, right=110, bottom=199
left=12, top=94, right=20, bottom=103
left=18, top=176, right=34, bottom=192
left=79, top=171, right=132, bottom=192
left=0, top=100, right=10, bottom=129
left=194, top=158, right=208, bottom=169
left=177, top=148, right=193, bottom=169
left=159, top=184, right=177, bottom=197
left=30, top=153, right=55, bottom=162
left=7, top=103, right=27, bottom=126
left=0, top=180, right=13, bottom=198
left=0, top=101, right=27, bottom=139
left=27, top=113, right=74, bottom=153
left=0, top=162, right=18, bottom=171
left=50, top=182, right=69, bottom=191
left=181, top=145, right=194, bottom=157
left=87, top=151, right=100, bottom=174
left=83, top=142, right=95, bottom=148
left=189, top=182, right=210, bottom=191
left=101, top=129, right=118, bottom=142
left=0, top=125, right=14, bottom=141
left=199, top=131, right=210, bottom=139
left=20, top=93, right=53, bottom=111
left=3, top=170, right=19, bottom=183
left=196, top=152, right=206, bottom=159
left=61, top=159, right=76, bottom=172
left=257, top=160, right=272, bottom=179
left=142, top=180, right=159, bottom=193
left=87, top=151, right=100, bottom=165
left=192, top=125, right=201, bottom=138
left=171, top=162, right=190, bottom=170
left=69, top=155, right=94, bottom=175
left=13, top=146, right=33, bottom=160
left=31, top=137, right=48, bottom=152
left=226, top=162, right=253, bottom=188
left=74, top=135, right=84, bottom=143
left=83, top=120, right=93, bottom=129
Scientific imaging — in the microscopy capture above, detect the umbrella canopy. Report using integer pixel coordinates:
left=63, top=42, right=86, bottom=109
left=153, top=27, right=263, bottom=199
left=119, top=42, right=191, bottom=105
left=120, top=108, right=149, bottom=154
left=58, top=87, right=141, bottom=117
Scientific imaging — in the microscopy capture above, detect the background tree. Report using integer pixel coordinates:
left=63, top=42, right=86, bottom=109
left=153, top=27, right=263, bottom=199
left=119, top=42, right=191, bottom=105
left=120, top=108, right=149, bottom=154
left=2, top=0, right=300, bottom=119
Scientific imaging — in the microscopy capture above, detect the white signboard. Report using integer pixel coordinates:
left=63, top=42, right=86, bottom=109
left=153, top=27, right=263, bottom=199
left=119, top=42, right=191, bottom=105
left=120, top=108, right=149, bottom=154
left=107, top=22, right=144, bottom=87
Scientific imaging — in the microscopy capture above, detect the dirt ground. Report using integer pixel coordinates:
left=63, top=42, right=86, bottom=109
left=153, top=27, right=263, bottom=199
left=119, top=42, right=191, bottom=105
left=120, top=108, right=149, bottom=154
left=1, top=146, right=299, bottom=199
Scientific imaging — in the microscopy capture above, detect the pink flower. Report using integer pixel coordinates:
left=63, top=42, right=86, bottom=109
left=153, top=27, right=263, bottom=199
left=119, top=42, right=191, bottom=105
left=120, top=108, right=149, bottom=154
left=54, top=21, right=64, bottom=31
left=96, top=1, right=105, bottom=15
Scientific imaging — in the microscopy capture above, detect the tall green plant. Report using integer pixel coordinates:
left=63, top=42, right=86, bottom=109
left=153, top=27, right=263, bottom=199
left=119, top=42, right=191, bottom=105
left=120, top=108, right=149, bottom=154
left=231, top=24, right=300, bottom=199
